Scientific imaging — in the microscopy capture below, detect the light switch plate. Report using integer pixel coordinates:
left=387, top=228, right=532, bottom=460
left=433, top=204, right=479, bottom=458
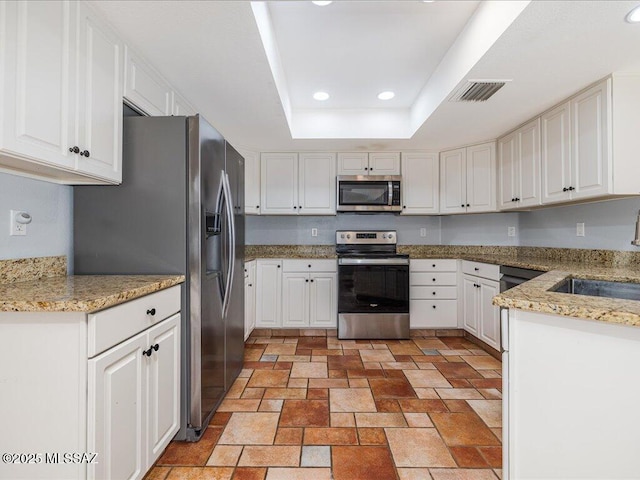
left=508, top=226, right=516, bottom=237
left=311, top=228, right=318, bottom=237
left=420, top=228, right=427, bottom=237
left=576, top=223, right=585, bottom=237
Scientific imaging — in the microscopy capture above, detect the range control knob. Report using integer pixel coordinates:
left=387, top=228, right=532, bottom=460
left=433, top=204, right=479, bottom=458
left=382, top=234, right=387, bottom=239
left=346, top=234, right=351, bottom=239
left=340, top=234, right=345, bottom=239
left=388, top=233, right=394, bottom=239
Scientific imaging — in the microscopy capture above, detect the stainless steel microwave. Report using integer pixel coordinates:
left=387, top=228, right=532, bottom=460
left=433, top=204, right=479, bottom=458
left=337, top=175, right=402, bottom=212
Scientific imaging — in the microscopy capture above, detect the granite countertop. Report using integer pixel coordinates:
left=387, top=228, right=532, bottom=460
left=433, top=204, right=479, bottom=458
left=0, top=275, right=185, bottom=313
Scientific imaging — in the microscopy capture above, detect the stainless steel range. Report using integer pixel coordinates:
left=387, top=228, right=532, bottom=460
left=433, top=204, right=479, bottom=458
left=336, top=230, right=410, bottom=339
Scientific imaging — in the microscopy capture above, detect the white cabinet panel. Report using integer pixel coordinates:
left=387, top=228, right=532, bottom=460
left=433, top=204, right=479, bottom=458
left=461, top=262, right=500, bottom=350
left=171, top=91, right=196, bottom=116
left=541, top=102, right=572, bottom=204
left=498, top=132, right=517, bottom=210
left=337, top=152, right=369, bottom=174
left=124, top=46, right=170, bottom=116
left=439, top=147, right=466, bottom=214
left=337, top=152, right=399, bottom=175
left=478, top=279, right=500, bottom=351
left=368, top=152, right=400, bottom=174
left=260, top=153, right=298, bottom=215
left=298, top=152, right=336, bottom=214
left=411, top=272, right=457, bottom=286
left=255, top=260, right=282, bottom=327
left=462, top=275, right=479, bottom=335
left=240, top=149, right=261, bottom=215
left=466, top=142, right=496, bottom=212
left=244, top=261, right=256, bottom=340
left=401, top=152, right=439, bottom=214
left=517, top=119, right=541, bottom=208
left=410, top=259, right=457, bottom=273
left=282, top=273, right=309, bottom=327
left=310, top=273, right=337, bottom=327
left=410, top=300, right=458, bottom=328
left=410, top=259, right=459, bottom=329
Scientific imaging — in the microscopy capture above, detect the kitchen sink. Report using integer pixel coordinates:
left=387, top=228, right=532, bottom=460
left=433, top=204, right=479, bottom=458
left=551, top=278, right=640, bottom=301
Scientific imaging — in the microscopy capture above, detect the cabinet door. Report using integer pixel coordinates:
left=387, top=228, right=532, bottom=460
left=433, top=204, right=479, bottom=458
left=571, top=79, right=611, bottom=200
left=299, top=152, right=336, bottom=215
left=88, top=332, right=147, bottom=480
left=1, top=1, right=76, bottom=170
left=260, top=153, right=298, bottom=214
left=466, top=142, right=496, bottom=213
left=146, top=314, right=180, bottom=469
left=478, top=280, right=500, bottom=351
left=439, top=148, right=467, bottom=214
left=75, top=2, right=123, bottom=183
left=171, top=91, right=197, bottom=116
left=541, top=102, right=572, bottom=204
left=244, top=262, right=256, bottom=339
left=123, top=46, right=171, bottom=116
left=401, top=152, right=439, bottom=214
left=255, top=260, right=282, bottom=327
left=517, top=119, right=541, bottom=208
left=462, top=275, right=478, bottom=335
left=240, top=149, right=261, bottom=215
left=498, top=131, right=518, bottom=210
left=310, top=273, right=337, bottom=328
left=337, top=152, right=369, bottom=175
left=369, top=152, right=400, bottom=175
left=282, top=273, right=309, bottom=327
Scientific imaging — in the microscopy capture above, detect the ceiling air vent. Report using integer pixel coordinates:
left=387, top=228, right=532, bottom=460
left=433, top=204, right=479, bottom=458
left=449, top=80, right=510, bottom=102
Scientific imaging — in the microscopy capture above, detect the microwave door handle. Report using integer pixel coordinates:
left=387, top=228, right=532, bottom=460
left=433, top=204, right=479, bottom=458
left=388, top=181, right=393, bottom=206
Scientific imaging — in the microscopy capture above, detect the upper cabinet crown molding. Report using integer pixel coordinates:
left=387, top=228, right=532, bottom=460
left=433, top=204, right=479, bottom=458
left=124, top=45, right=171, bottom=117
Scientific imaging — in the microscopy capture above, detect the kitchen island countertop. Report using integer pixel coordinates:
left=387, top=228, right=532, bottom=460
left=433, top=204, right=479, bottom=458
left=0, top=274, right=185, bottom=313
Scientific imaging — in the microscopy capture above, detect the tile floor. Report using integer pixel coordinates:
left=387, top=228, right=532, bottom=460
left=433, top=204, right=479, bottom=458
left=146, top=333, right=502, bottom=480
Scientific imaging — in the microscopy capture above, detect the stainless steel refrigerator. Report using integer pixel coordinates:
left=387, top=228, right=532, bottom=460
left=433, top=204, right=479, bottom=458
left=74, top=114, right=245, bottom=441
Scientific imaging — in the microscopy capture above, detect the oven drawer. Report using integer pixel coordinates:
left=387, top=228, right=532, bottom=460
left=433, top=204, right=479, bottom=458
left=283, top=259, right=337, bottom=273
left=410, top=299, right=458, bottom=328
left=410, top=286, right=457, bottom=300
left=410, top=259, right=457, bottom=272
left=461, top=260, right=500, bottom=281
left=410, top=272, right=457, bottom=286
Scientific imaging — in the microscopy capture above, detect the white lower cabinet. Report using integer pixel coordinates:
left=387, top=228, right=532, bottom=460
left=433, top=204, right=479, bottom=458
left=244, top=260, right=256, bottom=339
left=255, top=259, right=283, bottom=327
left=0, top=285, right=181, bottom=480
left=461, top=261, right=500, bottom=350
left=409, top=259, right=459, bottom=328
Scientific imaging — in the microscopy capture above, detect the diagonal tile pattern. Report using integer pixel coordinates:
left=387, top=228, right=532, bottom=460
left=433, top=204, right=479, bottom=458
left=148, top=332, right=502, bottom=480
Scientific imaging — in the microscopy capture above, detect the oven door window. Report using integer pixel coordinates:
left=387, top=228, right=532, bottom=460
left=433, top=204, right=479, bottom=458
left=338, top=264, right=409, bottom=313
left=339, top=181, right=388, bottom=205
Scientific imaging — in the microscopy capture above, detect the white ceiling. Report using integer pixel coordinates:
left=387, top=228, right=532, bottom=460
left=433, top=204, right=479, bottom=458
left=90, top=0, right=640, bottom=152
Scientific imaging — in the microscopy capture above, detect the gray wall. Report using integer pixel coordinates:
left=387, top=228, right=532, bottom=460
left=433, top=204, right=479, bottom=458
left=0, top=172, right=73, bottom=267
left=441, top=212, right=519, bottom=246
left=519, top=197, right=640, bottom=251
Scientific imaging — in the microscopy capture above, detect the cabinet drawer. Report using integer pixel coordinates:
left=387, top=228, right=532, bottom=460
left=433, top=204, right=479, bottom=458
left=461, top=261, right=500, bottom=281
left=410, top=286, right=457, bottom=300
left=410, top=300, right=458, bottom=328
left=282, top=259, right=337, bottom=273
left=410, top=259, right=457, bottom=272
left=410, top=272, right=457, bottom=286
left=88, top=285, right=181, bottom=357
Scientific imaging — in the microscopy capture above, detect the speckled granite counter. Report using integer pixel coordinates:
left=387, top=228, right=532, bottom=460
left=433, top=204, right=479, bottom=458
left=245, top=245, right=336, bottom=261
left=0, top=275, right=185, bottom=313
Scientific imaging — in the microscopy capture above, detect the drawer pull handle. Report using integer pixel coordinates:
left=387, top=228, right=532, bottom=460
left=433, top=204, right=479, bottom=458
left=474, top=267, right=479, bottom=271
left=147, top=308, right=156, bottom=316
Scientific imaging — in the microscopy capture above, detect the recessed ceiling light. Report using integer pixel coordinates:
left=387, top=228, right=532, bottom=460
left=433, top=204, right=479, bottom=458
left=313, top=91, right=330, bottom=101
left=626, top=4, right=640, bottom=23
left=312, top=1, right=333, bottom=6
left=377, top=91, right=395, bottom=100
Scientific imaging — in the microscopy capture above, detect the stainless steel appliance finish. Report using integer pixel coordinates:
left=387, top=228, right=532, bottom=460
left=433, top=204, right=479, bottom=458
left=336, top=230, right=410, bottom=339
left=499, top=265, right=544, bottom=292
left=74, top=114, right=244, bottom=442
left=337, top=176, right=402, bottom=212
left=551, top=278, right=640, bottom=301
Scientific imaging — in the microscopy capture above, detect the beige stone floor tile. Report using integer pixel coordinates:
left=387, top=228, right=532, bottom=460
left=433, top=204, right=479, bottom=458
left=461, top=356, right=502, bottom=370
left=417, top=362, right=437, bottom=370
left=397, top=468, right=433, bottom=480
left=144, top=466, right=171, bottom=480
left=372, top=344, right=390, bottom=350
left=403, top=412, right=434, bottom=427
left=363, top=362, right=382, bottom=369
left=247, top=370, right=290, bottom=388
left=380, top=361, right=418, bottom=370
left=258, top=399, right=284, bottom=412
left=218, top=413, right=279, bottom=445
left=241, top=388, right=265, bottom=399
left=479, top=388, right=502, bottom=400
left=436, top=388, right=484, bottom=400
left=348, top=378, right=369, bottom=388
left=439, top=349, right=472, bottom=356
left=237, top=446, right=301, bottom=467
left=308, top=378, right=348, bottom=388
left=428, top=469, right=499, bottom=480
left=493, top=469, right=502, bottom=479
left=238, top=369, right=253, bottom=378
left=491, top=428, right=502, bottom=442
left=253, top=338, right=285, bottom=344
left=217, top=399, right=261, bottom=412
left=359, top=350, right=396, bottom=363
left=312, top=355, right=327, bottom=362
left=290, top=362, right=328, bottom=378
left=277, top=355, right=311, bottom=362
left=265, top=468, right=332, bottom=480
left=385, top=428, right=456, bottom=467
left=331, top=412, right=355, bottom=427
left=263, top=388, right=307, bottom=399
left=206, top=445, right=243, bottom=466
left=287, top=378, right=308, bottom=388
left=165, top=467, right=234, bottom=480
left=355, top=412, right=407, bottom=427
left=404, top=370, right=452, bottom=389
left=389, top=344, right=423, bottom=356
left=467, top=400, right=502, bottom=428
left=480, top=370, right=502, bottom=379
left=329, top=388, right=376, bottom=412
left=414, top=388, right=440, bottom=399
left=413, top=338, right=449, bottom=349
left=225, top=377, right=249, bottom=399
left=263, top=344, right=297, bottom=355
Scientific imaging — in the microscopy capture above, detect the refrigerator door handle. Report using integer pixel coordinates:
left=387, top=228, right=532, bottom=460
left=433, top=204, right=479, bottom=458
left=221, top=171, right=235, bottom=318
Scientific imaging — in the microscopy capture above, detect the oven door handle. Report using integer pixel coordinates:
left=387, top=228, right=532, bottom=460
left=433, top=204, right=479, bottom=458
left=339, top=258, right=410, bottom=266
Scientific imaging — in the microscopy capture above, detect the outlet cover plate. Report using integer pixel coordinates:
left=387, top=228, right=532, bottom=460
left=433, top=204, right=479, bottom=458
left=576, top=223, right=585, bottom=237
left=10, top=210, right=27, bottom=236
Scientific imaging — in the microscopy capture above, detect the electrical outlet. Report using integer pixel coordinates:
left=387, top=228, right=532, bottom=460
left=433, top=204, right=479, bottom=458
left=576, top=223, right=585, bottom=237
left=311, top=228, right=318, bottom=237
left=10, top=210, right=27, bottom=236
left=508, top=226, right=516, bottom=237
left=420, top=228, right=426, bottom=237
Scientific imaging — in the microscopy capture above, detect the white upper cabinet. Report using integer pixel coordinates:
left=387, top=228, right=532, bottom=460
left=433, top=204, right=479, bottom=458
left=239, top=149, right=261, bottom=215
left=171, top=91, right=197, bottom=116
left=440, top=143, right=496, bottom=214
left=541, top=101, right=572, bottom=204
left=124, top=46, right=171, bottom=116
left=498, top=119, right=541, bottom=210
left=337, top=152, right=400, bottom=175
left=401, top=152, right=439, bottom=215
left=261, top=152, right=336, bottom=215
left=0, top=0, right=123, bottom=184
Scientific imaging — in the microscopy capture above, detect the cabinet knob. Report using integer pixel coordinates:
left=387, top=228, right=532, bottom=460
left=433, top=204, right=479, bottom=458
left=80, top=150, right=90, bottom=157
left=143, top=347, right=153, bottom=357
left=299, top=205, right=302, bottom=209
left=277, top=265, right=281, bottom=268
left=474, top=267, right=479, bottom=271
left=308, top=264, right=311, bottom=268
left=69, top=146, right=80, bottom=154
left=293, top=206, right=297, bottom=209
left=152, top=343, right=159, bottom=352
left=432, top=305, right=436, bottom=309
left=432, top=292, right=436, bottom=295
left=568, top=186, right=574, bottom=191
left=461, top=204, right=465, bottom=208
left=563, top=187, right=568, bottom=192
left=305, top=279, right=309, bottom=282
left=248, top=283, right=252, bottom=287
left=432, top=264, right=436, bottom=268
left=515, top=197, right=520, bottom=201
left=146, top=308, right=156, bottom=316
left=256, top=205, right=259, bottom=209
left=364, top=167, right=368, bottom=171
left=432, top=278, right=436, bottom=282
left=403, top=206, right=406, bottom=209
left=466, top=203, right=470, bottom=207
left=310, top=279, right=314, bottom=282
